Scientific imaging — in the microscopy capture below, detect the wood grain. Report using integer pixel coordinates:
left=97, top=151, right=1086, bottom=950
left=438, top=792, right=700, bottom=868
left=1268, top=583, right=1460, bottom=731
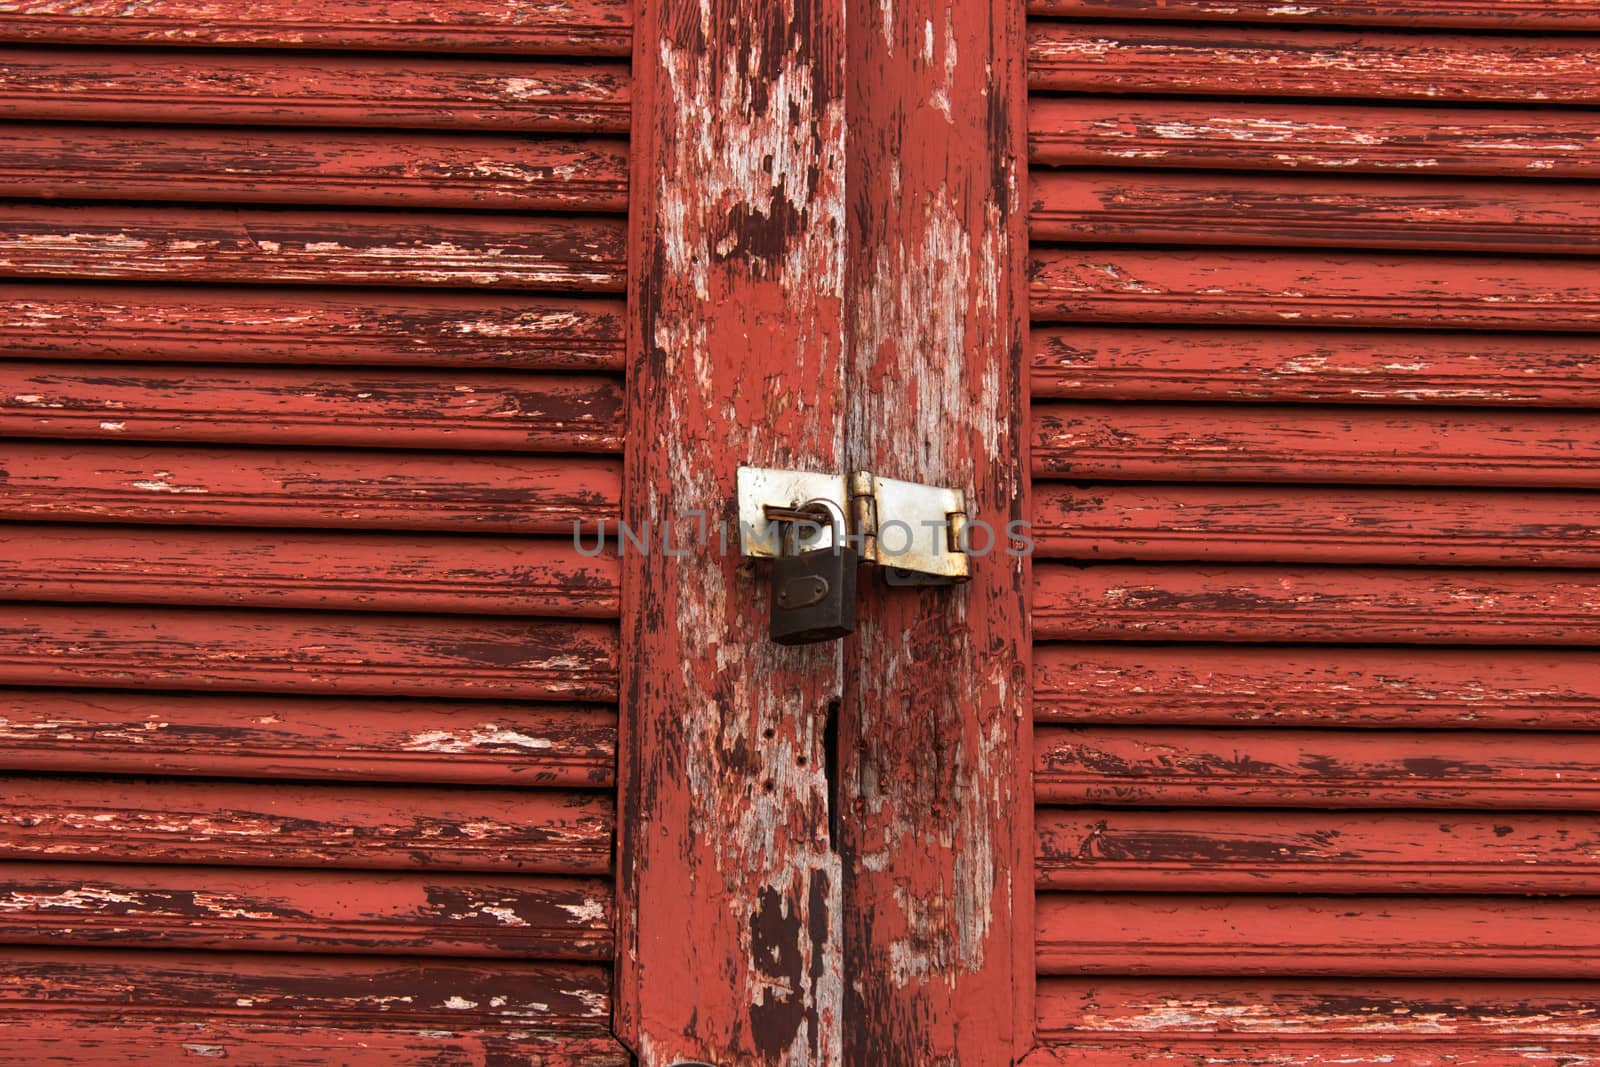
left=1034, top=645, right=1600, bottom=729
left=1034, top=977, right=1600, bottom=1067
left=1031, top=170, right=1600, bottom=254
left=0, top=204, right=626, bottom=292
left=0, top=605, right=618, bottom=699
left=0, top=863, right=612, bottom=958
left=0, top=526, right=619, bottom=617
left=839, top=0, right=1032, bottom=1062
left=0, top=775, right=611, bottom=872
left=1027, top=0, right=1600, bottom=28
left=1036, top=808, right=1600, bottom=893
left=1030, top=23, right=1600, bottom=103
left=1031, top=99, right=1600, bottom=178
left=1035, top=726, right=1600, bottom=808
left=1034, top=484, right=1600, bottom=566
left=0, top=442, right=618, bottom=531
left=1031, top=248, right=1600, bottom=329
left=0, top=48, right=629, bottom=130
left=0, top=689, right=615, bottom=785
left=0, top=0, right=631, bottom=54
left=1030, top=327, right=1600, bottom=406
left=0, top=362, right=623, bottom=452
left=0, top=284, right=626, bottom=370
left=0, top=126, right=628, bottom=212
left=1033, top=402, right=1600, bottom=487
left=0, top=949, right=620, bottom=1064
left=617, top=0, right=848, bottom=1060
left=1034, top=563, right=1600, bottom=644
left=1037, top=894, right=1600, bottom=977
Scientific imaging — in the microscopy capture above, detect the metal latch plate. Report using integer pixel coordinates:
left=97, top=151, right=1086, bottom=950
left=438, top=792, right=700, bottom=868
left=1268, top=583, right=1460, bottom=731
left=737, top=466, right=968, bottom=580
left=865, top=475, right=967, bottom=580
left=736, top=467, right=849, bottom=560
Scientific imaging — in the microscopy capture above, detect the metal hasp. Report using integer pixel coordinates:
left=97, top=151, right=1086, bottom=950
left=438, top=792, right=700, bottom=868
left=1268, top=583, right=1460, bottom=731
left=736, top=465, right=970, bottom=581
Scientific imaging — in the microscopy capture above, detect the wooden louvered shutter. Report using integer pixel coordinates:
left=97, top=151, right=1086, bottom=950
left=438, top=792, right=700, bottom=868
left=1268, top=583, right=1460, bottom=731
left=0, top=3, right=630, bottom=1062
left=1025, top=1, right=1600, bottom=1064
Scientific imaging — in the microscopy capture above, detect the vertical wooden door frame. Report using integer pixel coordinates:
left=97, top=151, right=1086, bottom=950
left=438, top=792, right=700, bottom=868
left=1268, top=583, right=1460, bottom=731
left=618, top=0, right=1030, bottom=1063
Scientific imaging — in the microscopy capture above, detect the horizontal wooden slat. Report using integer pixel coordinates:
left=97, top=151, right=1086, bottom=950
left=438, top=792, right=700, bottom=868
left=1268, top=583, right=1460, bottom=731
left=1030, top=170, right=1600, bottom=254
left=1035, top=563, right=1600, bottom=644
left=0, top=205, right=627, bottom=292
left=0, top=949, right=618, bottom=1059
left=0, top=606, right=618, bottom=699
left=1037, top=895, right=1600, bottom=977
left=0, top=863, right=611, bottom=958
left=1036, top=727, right=1600, bottom=807
left=0, top=775, right=611, bottom=872
left=0, top=526, right=620, bottom=616
left=0, top=284, right=626, bottom=370
left=1029, top=23, right=1600, bottom=103
left=1027, top=0, right=1600, bottom=28
left=1035, top=645, right=1600, bottom=728
left=0, top=443, right=618, bottom=531
left=1035, top=977, right=1600, bottom=1067
left=0, top=0, right=631, bottom=55
left=1026, top=1045, right=1592, bottom=1067
left=0, top=362, right=623, bottom=452
left=0, top=126, right=628, bottom=212
left=1033, top=403, right=1600, bottom=486
left=1030, top=99, right=1600, bottom=178
left=0, top=49, right=629, bottom=131
left=1036, top=808, right=1600, bottom=893
left=1031, top=248, right=1600, bottom=328
left=0, top=689, right=615, bottom=785
left=1035, top=484, right=1600, bottom=566
left=1030, top=327, right=1600, bottom=406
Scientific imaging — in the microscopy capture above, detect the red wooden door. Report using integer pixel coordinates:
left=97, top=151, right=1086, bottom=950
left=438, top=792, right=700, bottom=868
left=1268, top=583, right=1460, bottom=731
left=5, top=0, right=1600, bottom=1064
left=0, top=2, right=632, bottom=1062
left=1025, top=2, right=1600, bottom=1064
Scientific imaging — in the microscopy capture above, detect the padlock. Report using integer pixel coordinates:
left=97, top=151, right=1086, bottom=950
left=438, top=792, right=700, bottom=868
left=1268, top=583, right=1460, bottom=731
left=770, top=498, right=857, bottom=645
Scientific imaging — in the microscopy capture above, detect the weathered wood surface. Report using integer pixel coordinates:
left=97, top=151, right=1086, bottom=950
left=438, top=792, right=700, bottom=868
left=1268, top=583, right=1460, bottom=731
left=1035, top=564, right=1600, bottom=644
left=0, top=775, right=611, bottom=872
left=0, top=362, right=623, bottom=452
left=1035, top=727, right=1600, bottom=807
left=1033, top=977, right=1600, bottom=1067
left=0, top=949, right=622, bottom=1065
left=1031, top=248, right=1600, bottom=328
left=1034, top=484, right=1600, bottom=566
left=1036, top=808, right=1600, bottom=893
left=0, top=126, right=628, bottom=212
left=616, top=0, right=847, bottom=1061
left=0, top=443, right=618, bottom=530
left=0, top=526, right=619, bottom=616
left=0, top=205, right=626, bottom=291
left=839, top=0, right=1031, bottom=1063
left=0, top=689, right=616, bottom=785
left=1030, top=327, right=1600, bottom=406
left=0, top=1025, right=625, bottom=1067
left=1029, top=23, right=1600, bottom=103
left=0, top=49, right=629, bottom=130
left=1033, top=403, right=1600, bottom=486
left=1037, top=895, right=1600, bottom=977
left=1031, top=170, right=1600, bottom=254
left=1027, top=0, right=1600, bottom=28
left=0, top=863, right=612, bottom=958
left=1025, top=0, right=1600, bottom=1055
left=1031, top=99, right=1600, bottom=178
left=0, top=0, right=631, bottom=54
left=0, top=606, right=618, bottom=699
left=1034, top=644, right=1600, bottom=729
left=0, top=284, right=626, bottom=370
